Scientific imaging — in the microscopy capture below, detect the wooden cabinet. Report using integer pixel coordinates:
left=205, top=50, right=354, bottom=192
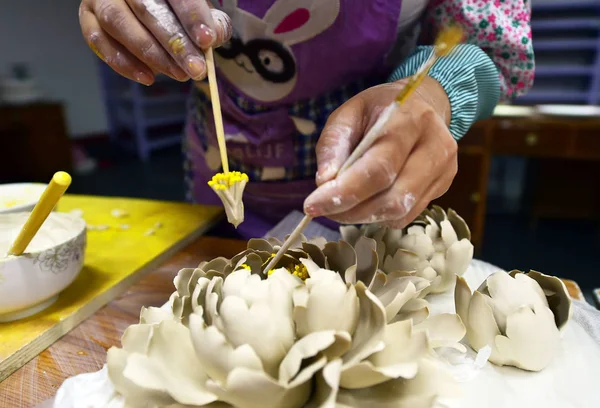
left=432, top=121, right=492, bottom=250
left=0, top=103, right=72, bottom=182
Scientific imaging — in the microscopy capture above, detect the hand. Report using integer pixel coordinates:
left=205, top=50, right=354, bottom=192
left=304, top=77, right=458, bottom=229
left=79, top=0, right=232, bottom=85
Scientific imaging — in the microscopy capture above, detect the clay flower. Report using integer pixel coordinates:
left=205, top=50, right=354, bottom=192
left=454, top=270, right=572, bottom=371
left=341, top=206, right=474, bottom=294
left=208, top=171, right=249, bottom=228
left=105, top=263, right=458, bottom=408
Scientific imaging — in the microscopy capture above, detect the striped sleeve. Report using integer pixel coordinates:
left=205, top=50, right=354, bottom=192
left=388, top=44, right=501, bottom=140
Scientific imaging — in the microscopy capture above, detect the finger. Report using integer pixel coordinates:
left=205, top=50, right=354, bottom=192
left=306, top=109, right=420, bottom=217
left=125, top=0, right=208, bottom=80
left=168, top=1, right=232, bottom=49
left=381, top=170, right=457, bottom=230
left=91, top=0, right=189, bottom=81
left=325, top=121, right=455, bottom=225
left=80, top=5, right=155, bottom=85
left=314, top=96, right=365, bottom=185
left=210, top=7, right=233, bottom=46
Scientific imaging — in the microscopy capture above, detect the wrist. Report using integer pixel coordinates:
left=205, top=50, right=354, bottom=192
left=391, top=77, right=451, bottom=127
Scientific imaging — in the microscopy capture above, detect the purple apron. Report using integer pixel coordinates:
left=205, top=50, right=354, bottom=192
left=184, top=0, right=404, bottom=239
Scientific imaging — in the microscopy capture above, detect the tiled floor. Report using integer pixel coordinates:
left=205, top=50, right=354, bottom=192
left=71, top=144, right=600, bottom=305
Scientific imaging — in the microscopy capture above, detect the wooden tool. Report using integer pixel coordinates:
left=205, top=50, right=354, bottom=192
left=8, top=171, right=72, bottom=256
left=264, top=26, right=464, bottom=273
left=0, top=195, right=223, bottom=383
left=205, top=47, right=229, bottom=174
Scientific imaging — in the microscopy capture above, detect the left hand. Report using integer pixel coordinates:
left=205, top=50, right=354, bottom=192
left=304, top=76, right=458, bottom=229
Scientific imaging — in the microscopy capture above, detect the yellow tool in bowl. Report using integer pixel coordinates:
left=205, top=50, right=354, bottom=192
left=8, top=171, right=72, bottom=256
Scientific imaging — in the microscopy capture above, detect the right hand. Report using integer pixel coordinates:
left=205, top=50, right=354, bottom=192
left=79, top=0, right=232, bottom=85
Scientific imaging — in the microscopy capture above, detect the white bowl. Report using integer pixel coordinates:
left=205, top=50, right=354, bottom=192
left=0, top=183, right=48, bottom=214
left=0, top=212, right=86, bottom=322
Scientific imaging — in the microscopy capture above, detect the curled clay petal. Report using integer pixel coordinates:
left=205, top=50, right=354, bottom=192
left=278, top=330, right=351, bottom=383
left=336, top=358, right=458, bottom=408
left=323, top=240, right=357, bottom=283
left=354, top=236, right=378, bottom=286
left=206, top=366, right=312, bottom=408
left=467, top=291, right=504, bottom=364
left=123, top=320, right=216, bottom=406
left=399, top=233, right=434, bottom=261
left=307, top=359, right=342, bottom=408
left=189, top=312, right=263, bottom=385
left=493, top=304, right=561, bottom=371
left=383, top=248, right=420, bottom=273
left=522, top=270, right=572, bottom=331
left=140, top=306, right=174, bottom=324
left=342, top=282, right=387, bottom=367
left=447, top=208, right=471, bottom=241
left=454, top=275, right=472, bottom=328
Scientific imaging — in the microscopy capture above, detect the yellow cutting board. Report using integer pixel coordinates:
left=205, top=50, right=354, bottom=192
left=0, top=195, right=223, bottom=382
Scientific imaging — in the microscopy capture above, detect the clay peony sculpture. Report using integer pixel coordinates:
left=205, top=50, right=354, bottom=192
left=103, top=260, right=460, bottom=408
left=341, top=206, right=474, bottom=294
left=455, top=270, right=572, bottom=371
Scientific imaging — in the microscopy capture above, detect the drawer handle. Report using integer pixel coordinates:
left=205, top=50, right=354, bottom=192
left=470, top=192, right=481, bottom=203
left=525, top=133, right=538, bottom=146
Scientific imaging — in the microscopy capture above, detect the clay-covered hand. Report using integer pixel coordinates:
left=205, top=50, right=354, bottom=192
left=305, top=77, right=457, bottom=229
left=79, top=0, right=232, bottom=85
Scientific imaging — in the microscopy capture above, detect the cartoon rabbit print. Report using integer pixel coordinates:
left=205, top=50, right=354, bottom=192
left=200, top=0, right=340, bottom=181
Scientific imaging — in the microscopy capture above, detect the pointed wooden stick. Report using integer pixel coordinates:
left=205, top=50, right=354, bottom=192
left=205, top=47, right=229, bottom=173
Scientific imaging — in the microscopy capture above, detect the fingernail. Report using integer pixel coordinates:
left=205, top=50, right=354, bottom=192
left=316, top=163, right=338, bottom=185
left=186, top=55, right=206, bottom=80
left=134, top=71, right=153, bottom=86
left=194, top=23, right=216, bottom=48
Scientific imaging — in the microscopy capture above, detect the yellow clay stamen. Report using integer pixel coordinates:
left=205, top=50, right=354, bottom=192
left=207, top=171, right=249, bottom=191
left=239, top=264, right=251, bottom=271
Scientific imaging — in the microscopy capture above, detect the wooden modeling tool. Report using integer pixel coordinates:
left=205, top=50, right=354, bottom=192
left=264, top=26, right=464, bottom=273
left=8, top=171, right=72, bottom=256
left=205, top=47, right=249, bottom=227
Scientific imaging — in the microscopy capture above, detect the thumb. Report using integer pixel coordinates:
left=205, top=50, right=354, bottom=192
left=315, top=97, right=365, bottom=186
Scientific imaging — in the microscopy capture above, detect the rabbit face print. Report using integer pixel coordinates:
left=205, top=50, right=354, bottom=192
left=214, top=0, right=341, bottom=102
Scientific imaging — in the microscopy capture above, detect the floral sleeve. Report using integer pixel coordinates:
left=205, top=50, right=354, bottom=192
left=422, top=0, right=534, bottom=101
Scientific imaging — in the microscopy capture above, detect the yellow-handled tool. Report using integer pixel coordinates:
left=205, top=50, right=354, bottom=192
left=8, top=171, right=72, bottom=256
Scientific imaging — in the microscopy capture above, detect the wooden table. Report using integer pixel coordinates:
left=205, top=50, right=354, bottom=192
left=0, top=237, right=586, bottom=408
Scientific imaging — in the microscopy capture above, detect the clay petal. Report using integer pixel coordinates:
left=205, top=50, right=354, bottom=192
left=440, top=219, right=458, bottom=248
left=398, top=233, right=434, bottom=261
left=448, top=208, right=471, bottom=241
left=122, top=320, right=217, bottom=406
left=340, top=225, right=361, bottom=246
left=107, top=347, right=175, bottom=406
left=206, top=366, right=312, bottom=408
left=278, top=330, right=351, bottom=383
left=445, top=239, right=474, bottom=277
left=467, top=291, right=502, bottom=360
left=454, top=276, right=472, bottom=327
left=121, top=324, right=153, bottom=353
left=383, top=248, right=420, bottom=273
left=301, top=242, right=327, bottom=269
left=294, top=269, right=359, bottom=338
left=393, top=298, right=430, bottom=325
left=215, top=295, right=294, bottom=379
left=525, top=270, right=572, bottom=330
left=189, top=312, right=263, bottom=385
left=307, top=359, right=342, bottom=408
left=485, top=272, right=548, bottom=333
left=414, top=313, right=466, bottom=351
left=342, top=282, right=386, bottom=367
left=354, top=236, right=378, bottom=286
left=336, top=358, right=457, bottom=408
left=140, top=306, right=174, bottom=324
left=493, top=304, right=561, bottom=371
left=323, top=241, right=357, bottom=283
